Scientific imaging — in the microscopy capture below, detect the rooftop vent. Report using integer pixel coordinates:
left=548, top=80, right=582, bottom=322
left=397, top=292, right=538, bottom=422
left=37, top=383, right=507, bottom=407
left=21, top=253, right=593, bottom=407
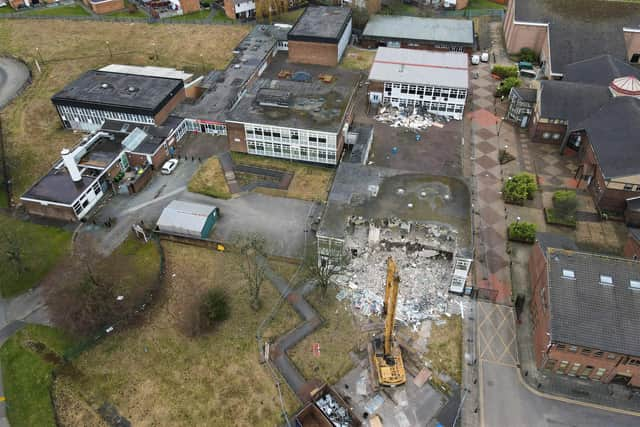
left=600, top=275, right=613, bottom=286
left=127, top=86, right=139, bottom=93
left=99, top=83, right=113, bottom=90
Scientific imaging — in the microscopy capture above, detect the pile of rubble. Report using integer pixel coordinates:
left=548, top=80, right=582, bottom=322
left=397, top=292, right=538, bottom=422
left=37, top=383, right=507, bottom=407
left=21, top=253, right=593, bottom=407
left=334, top=222, right=461, bottom=329
left=316, top=393, right=352, bottom=427
left=374, top=105, right=457, bottom=130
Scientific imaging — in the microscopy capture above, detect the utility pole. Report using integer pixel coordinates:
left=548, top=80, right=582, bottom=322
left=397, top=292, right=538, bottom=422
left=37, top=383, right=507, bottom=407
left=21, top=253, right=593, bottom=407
left=0, top=116, right=13, bottom=208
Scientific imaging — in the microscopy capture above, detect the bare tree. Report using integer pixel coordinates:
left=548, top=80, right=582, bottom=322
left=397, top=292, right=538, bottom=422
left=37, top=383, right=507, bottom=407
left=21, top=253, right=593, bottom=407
left=237, top=233, right=268, bottom=311
left=304, top=244, right=350, bottom=299
left=255, top=0, right=289, bottom=23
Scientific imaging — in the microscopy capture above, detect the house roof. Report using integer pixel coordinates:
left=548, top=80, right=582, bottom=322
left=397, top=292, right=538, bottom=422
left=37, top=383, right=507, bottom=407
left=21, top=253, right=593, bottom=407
left=544, top=247, right=640, bottom=357
left=51, top=70, right=184, bottom=116
left=513, top=0, right=640, bottom=75
left=563, top=55, right=640, bottom=87
left=539, top=80, right=611, bottom=124
left=287, top=6, right=351, bottom=43
left=536, top=232, right=577, bottom=253
left=362, top=15, right=473, bottom=45
left=573, top=97, right=640, bottom=179
left=368, top=47, right=469, bottom=88
left=511, top=87, right=537, bottom=103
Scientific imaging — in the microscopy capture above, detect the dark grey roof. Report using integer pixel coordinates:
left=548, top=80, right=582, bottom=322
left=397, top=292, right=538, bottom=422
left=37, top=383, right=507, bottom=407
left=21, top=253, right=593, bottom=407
left=511, top=87, right=537, bottom=103
left=545, top=248, right=640, bottom=357
left=362, top=15, right=473, bottom=45
left=564, top=55, right=640, bottom=87
left=52, top=70, right=184, bottom=116
left=539, top=80, right=611, bottom=124
left=22, top=169, right=96, bottom=205
left=288, top=6, right=351, bottom=43
left=628, top=227, right=640, bottom=242
left=536, top=232, right=577, bottom=253
left=573, top=97, right=640, bottom=179
left=513, top=0, right=640, bottom=74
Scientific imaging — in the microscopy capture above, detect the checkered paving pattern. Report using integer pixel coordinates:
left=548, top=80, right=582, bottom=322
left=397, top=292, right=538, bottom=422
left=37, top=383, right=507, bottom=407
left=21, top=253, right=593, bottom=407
left=477, top=301, right=517, bottom=366
left=468, top=65, right=512, bottom=304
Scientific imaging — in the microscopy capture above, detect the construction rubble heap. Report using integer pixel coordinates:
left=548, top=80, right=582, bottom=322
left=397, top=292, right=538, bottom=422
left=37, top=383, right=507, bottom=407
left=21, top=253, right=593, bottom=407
left=316, top=393, right=352, bottom=427
left=374, top=105, right=459, bottom=130
left=334, top=220, right=462, bottom=329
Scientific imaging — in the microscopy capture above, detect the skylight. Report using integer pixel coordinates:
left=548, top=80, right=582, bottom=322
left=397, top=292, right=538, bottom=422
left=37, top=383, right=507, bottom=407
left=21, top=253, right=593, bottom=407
left=630, top=280, right=640, bottom=290
left=600, top=275, right=613, bottom=285
left=562, top=269, right=575, bottom=279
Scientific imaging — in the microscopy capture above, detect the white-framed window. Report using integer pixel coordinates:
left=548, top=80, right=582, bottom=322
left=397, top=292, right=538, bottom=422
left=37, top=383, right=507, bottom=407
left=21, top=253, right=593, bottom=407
left=562, top=269, right=575, bottom=279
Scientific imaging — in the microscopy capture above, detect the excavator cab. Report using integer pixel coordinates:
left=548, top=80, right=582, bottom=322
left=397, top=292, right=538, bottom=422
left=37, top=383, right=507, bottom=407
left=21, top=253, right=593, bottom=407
left=371, top=257, right=406, bottom=387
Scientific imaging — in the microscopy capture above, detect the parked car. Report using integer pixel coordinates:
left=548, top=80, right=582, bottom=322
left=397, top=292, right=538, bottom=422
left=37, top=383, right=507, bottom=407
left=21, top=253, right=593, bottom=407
left=480, top=52, right=490, bottom=63
left=161, top=158, right=179, bottom=175
left=471, top=55, right=480, bottom=65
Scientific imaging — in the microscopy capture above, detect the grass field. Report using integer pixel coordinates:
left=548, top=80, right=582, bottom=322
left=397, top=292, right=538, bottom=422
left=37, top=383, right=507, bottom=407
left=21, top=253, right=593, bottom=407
left=188, top=156, right=232, bottom=199
left=0, top=6, right=15, bottom=13
left=23, top=4, right=91, bottom=16
left=341, top=47, right=376, bottom=71
left=468, top=0, right=506, bottom=9
left=288, top=286, right=365, bottom=385
left=426, top=315, right=463, bottom=384
left=55, top=243, right=301, bottom=426
left=0, top=214, right=71, bottom=297
left=0, top=20, right=249, bottom=200
left=0, top=325, right=76, bottom=427
left=231, top=152, right=334, bottom=202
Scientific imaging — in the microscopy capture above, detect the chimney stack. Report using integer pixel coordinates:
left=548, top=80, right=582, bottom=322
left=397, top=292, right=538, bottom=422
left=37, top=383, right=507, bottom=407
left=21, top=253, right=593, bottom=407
left=61, top=148, right=82, bottom=183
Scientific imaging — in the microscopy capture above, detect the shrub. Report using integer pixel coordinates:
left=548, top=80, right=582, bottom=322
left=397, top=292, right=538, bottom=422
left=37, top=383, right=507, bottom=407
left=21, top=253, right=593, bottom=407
left=508, top=221, right=536, bottom=243
left=202, top=289, right=230, bottom=326
left=552, top=190, right=577, bottom=218
left=496, top=77, right=521, bottom=97
left=502, top=173, right=537, bottom=205
left=519, top=48, right=539, bottom=64
left=491, top=65, right=519, bottom=79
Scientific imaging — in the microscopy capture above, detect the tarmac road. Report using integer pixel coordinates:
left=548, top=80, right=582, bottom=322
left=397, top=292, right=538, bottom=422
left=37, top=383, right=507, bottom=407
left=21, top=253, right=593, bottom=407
left=0, top=57, right=30, bottom=110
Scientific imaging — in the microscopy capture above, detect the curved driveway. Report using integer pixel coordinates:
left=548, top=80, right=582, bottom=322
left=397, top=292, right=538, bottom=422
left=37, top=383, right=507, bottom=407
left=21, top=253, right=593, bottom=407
left=0, top=57, right=30, bottom=110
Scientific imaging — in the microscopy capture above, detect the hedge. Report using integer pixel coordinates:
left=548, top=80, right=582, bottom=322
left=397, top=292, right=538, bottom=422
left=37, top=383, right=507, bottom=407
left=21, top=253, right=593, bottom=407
left=508, top=221, right=536, bottom=243
left=502, top=173, right=537, bottom=205
left=491, top=65, right=519, bottom=79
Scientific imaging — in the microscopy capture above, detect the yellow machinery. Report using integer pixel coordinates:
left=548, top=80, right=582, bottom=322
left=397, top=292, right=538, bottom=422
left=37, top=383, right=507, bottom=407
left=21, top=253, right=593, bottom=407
left=371, top=256, right=406, bottom=387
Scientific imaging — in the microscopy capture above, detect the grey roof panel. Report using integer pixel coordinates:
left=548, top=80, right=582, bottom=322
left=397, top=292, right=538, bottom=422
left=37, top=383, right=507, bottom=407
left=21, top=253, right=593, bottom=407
left=539, top=80, right=611, bottom=124
left=368, top=47, right=469, bottom=88
left=363, top=16, right=473, bottom=45
left=288, top=6, right=351, bottom=42
left=546, top=248, right=640, bottom=357
left=156, top=200, right=216, bottom=238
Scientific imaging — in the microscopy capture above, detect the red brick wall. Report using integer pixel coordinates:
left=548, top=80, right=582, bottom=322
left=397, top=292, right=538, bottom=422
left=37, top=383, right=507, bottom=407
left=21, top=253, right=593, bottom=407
left=623, top=235, right=640, bottom=259
left=154, top=89, right=186, bottom=126
left=288, top=40, right=338, bottom=67
left=503, top=0, right=548, bottom=55
left=529, top=242, right=551, bottom=368
left=227, top=122, right=247, bottom=153
left=529, top=120, right=566, bottom=144
left=180, top=0, right=200, bottom=14
left=89, top=0, right=125, bottom=14
left=22, top=201, right=76, bottom=222
left=223, top=0, right=236, bottom=19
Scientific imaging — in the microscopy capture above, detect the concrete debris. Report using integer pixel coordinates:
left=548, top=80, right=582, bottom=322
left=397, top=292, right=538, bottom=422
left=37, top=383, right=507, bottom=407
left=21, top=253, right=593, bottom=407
left=316, top=393, right=352, bottom=427
left=374, top=105, right=459, bottom=130
left=335, top=220, right=463, bottom=329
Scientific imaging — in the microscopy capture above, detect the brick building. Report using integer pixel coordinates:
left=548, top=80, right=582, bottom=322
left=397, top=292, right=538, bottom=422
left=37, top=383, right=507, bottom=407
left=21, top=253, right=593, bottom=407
left=503, top=0, right=640, bottom=79
left=623, top=228, right=640, bottom=259
left=361, top=16, right=473, bottom=53
left=82, top=0, right=125, bottom=14
left=529, top=233, right=640, bottom=387
left=367, top=47, right=468, bottom=119
left=52, top=70, right=186, bottom=132
left=287, top=6, right=352, bottom=67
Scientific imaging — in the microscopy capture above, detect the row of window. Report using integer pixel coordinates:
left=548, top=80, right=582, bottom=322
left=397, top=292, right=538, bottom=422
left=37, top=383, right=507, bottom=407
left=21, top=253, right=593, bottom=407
left=541, top=132, right=562, bottom=140
left=547, top=360, right=607, bottom=381
left=244, top=125, right=336, bottom=148
left=561, top=268, right=640, bottom=289
left=383, top=82, right=467, bottom=100
left=247, top=140, right=336, bottom=165
left=72, top=181, right=102, bottom=216
left=383, top=97, right=464, bottom=114
left=555, top=344, right=616, bottom=359
left=57, top=105, right=154, bottom=128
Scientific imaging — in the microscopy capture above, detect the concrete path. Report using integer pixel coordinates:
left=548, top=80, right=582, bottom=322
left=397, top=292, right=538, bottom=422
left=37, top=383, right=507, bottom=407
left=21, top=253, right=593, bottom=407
left=0, top=57, right=29, bottom=110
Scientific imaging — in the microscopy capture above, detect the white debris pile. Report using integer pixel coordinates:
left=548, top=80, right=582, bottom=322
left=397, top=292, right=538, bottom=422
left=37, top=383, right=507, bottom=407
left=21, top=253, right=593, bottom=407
left=374, top=105, right=457, bottom=130
left=316, top=393, right=352, bottom=427
left=334, top=222, right=460, bottom=328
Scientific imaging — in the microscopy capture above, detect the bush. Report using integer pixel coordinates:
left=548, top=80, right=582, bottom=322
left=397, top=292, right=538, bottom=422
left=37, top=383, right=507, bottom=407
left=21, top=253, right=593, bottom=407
left=552, top=190, right=577, bottom=217
left=519, top=48, right=539, bottom=64
left=202, top=289, right=230, bottom=326
left=508, top=221, right=536, bottom=243
left=502, top=173, right=537, bottom=205
left=491, top=65, right=519, bottom=79
left=496, top=76, right=521, bottom=97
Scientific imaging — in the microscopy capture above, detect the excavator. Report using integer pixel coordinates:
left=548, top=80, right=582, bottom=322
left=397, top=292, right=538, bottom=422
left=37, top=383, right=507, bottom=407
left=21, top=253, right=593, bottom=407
left=371, top=256, right=406, bottom=387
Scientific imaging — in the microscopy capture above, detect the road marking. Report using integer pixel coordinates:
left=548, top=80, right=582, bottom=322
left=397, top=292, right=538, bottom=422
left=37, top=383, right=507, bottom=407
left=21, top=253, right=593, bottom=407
left=120, top=186, right=186, bottom=215
left=481, top=358, right=518, bottom=369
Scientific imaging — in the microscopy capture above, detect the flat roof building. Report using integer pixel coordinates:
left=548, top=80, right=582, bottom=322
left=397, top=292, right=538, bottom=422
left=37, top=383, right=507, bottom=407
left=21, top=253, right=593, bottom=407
left=367, top=47, right=469, bottom=118
left=287, top=6, right=352, bottom=67
left=52, top=70, right=186, bottom=132
left=361, top=16, right=474, bottom=53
